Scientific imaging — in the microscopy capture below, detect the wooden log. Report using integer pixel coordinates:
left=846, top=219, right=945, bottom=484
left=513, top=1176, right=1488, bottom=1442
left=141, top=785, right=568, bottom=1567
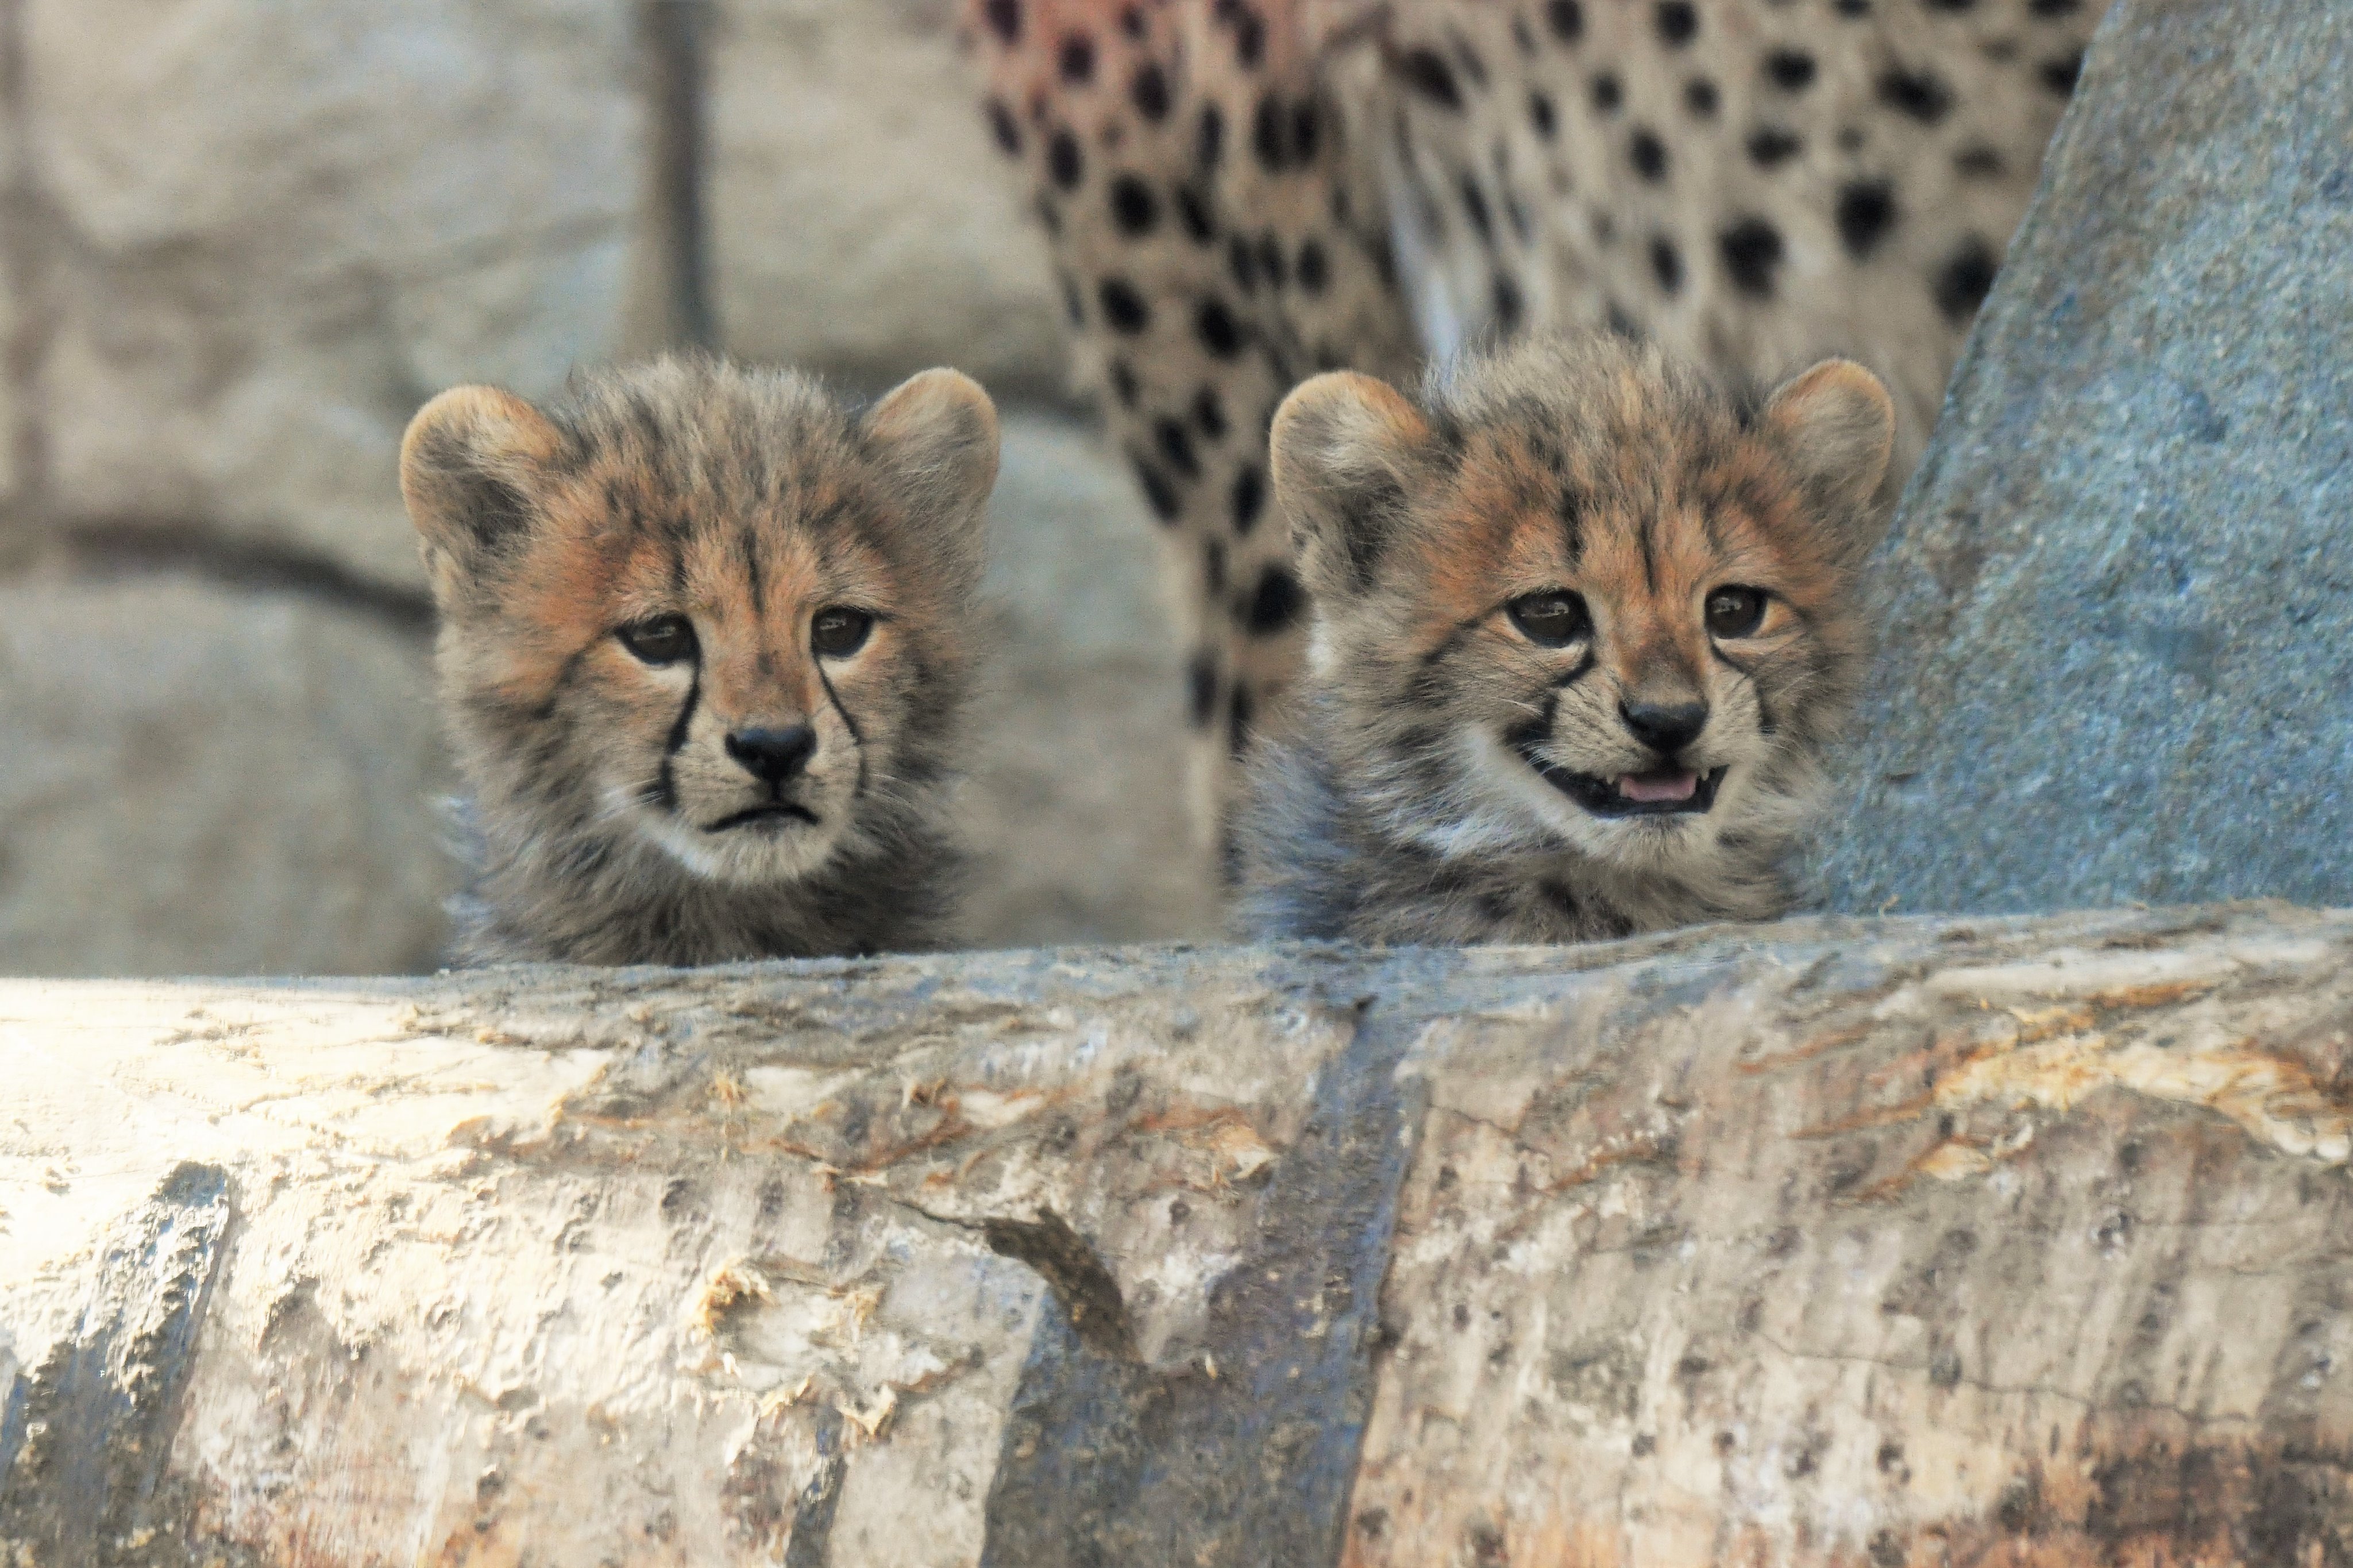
left=3, top=903, right=2351, bottom=1565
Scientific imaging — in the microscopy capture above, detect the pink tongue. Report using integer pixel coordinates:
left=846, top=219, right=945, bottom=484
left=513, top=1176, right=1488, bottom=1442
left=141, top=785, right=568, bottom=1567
left=1618, top=770, right=1699, bottom=804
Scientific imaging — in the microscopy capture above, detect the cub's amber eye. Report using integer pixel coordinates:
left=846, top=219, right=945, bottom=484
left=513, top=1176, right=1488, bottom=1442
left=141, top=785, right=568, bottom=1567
left=1506, top=590, right=1592, bottom=648
left=811, top=607, right=874, bottom=658
left=616, top=614, right=697, bottom=665
left=1704, top=586, right=1768, bottom=639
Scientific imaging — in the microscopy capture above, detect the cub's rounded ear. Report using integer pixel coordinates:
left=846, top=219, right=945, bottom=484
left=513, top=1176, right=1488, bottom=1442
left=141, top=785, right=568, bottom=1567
left=861, top=368, right=999, bottom=594
left=1759, top=358, right=1897, bottom=560
left=399, top=385, right=562, bottom=601
left=1269, top=370, right=1433, bottom=603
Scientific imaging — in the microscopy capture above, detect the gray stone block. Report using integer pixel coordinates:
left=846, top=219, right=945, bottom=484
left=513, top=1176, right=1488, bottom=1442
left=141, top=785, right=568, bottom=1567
left=0, top=574, right=454, bottom=975
left=1812, top=0, right=2353, bottom=915
left=707, top=0, right=1065, bottom=395
left=18, top=0, right=639, bottom=588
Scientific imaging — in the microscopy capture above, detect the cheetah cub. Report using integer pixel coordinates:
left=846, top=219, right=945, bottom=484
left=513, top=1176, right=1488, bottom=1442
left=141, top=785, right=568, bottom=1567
left=1236, top=334, right=1895, bottom=946
left=400, top=357, right=998, bottom=965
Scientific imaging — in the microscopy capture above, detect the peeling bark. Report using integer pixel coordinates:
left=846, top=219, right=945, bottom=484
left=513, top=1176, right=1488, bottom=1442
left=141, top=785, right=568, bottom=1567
left=3, top=904, right=2351, bottom=1564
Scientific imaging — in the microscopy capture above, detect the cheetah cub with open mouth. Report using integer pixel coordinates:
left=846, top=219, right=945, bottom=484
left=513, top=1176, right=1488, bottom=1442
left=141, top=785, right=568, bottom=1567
left=1236, top=334, right=1895, bottom=947
left=401, top=357, right=997, bottom=965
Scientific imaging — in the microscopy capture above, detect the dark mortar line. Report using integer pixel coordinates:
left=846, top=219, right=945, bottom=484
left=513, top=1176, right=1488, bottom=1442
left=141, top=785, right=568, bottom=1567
left=57, top=522, right=435, bottom=634
left=0, top=0, right=51, bottom=517
left=640, top=0, right=716, bottom=352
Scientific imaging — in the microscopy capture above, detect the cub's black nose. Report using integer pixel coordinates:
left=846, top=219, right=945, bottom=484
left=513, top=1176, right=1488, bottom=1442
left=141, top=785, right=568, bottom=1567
left=726, top=724, right=818, bottom=785
left=1619, top=700, right=1708, bottom=756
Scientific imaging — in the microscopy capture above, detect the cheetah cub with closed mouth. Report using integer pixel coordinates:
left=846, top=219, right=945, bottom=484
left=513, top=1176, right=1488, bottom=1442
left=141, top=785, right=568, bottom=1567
left=401, top=357, right=997, bottom=966
left=1236, top=334, right=1895, bottom=946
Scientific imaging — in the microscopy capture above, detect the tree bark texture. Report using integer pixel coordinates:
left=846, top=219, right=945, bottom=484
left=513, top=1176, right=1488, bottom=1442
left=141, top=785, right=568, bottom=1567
left=3, top=903, right=2351, bottom=1565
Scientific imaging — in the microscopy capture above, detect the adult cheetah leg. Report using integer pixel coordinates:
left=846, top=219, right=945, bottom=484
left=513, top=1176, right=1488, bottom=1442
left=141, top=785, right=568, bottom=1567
left=963, top=0, right=1415, bottom=864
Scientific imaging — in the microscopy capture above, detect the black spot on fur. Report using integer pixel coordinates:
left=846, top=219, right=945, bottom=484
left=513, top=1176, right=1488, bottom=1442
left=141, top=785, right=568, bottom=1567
left=1297, top=238, right=1330, bottom=294
left=1684, top=78, right=1719, bottom=117
left=1109, top=175, right=1159, bottom=237
left=1197, top=103, right=1224, bottom=171
left=1098, top=276, right=1150, bottom=333
left=1630, top=128, right=1668, bottom=182
left=1835, top=180, right=1897, bottom=258
left=1398, top=49, right=1463, bottom=109
left=1655, top=1, right=1698, bottom=44
left=1293, top=98, right=1321, bottom=163
left=1590, top=72, right=1623, bottom=113
left=1492, top=272, right=1524, bottom=333
left=1606, top=300, right=1641, bottom=338
left=1528, top=90, right=1557, bottom=138
left=1719, top=219, right=1785, bottom=297
left=1232, top=6, right=1267, bottom=69
left=1245, top=565, right=1307, bottom=634
left=1877, top=68, right=1953, bottom=123
left=1924, top=0, right=1976, bottom=7
left=1132, top=454, right=1182, bottom=523
left=1838, top=125, right=1866, bottom=152
left=1834, top=0, right=1870, bottom=12
left=1193, top=384, right=1228, bottom=441
left=1257, top=232, right=1287, bottom=289
left=1132, top=61, right=1171, bottom=122
left=1176, top=186, right=1216, bottom=244
left=2028, top=0, right=2081, bottom=13
left=1060, top=273, right=1085, bottom=325
left=1196, top=297, right=1245, bottom=358
left=1954, top=144, right=2005, bottom=178
left=1230, top=464, right=1266, bottom=535
left=1058, top=33, right=1095, bottom=84
left=1120, top=6, right=1146, bottom=39
left=1035, top=194, right=1061, bottom=236
left=1747, top=128, right=1802, bottom=166
left=1228, top=683, right=1254, bottom=757
left=1460, top=176, right=1494, bottom=242
left=986, top=98, right=1021, bottom=156
left=1228, top=235, right=1259, bottom=293
left=1252, top=92, right=1290, bottom=171
left=982, top=0, right=1020, bottom=45
left=1154, top=416, right=1200, bottom=479
left=1048, top=129, right=1083, bottom=189
left=1109, top=360, right=1140, bottom=409
left=1546, top=0, right=1584, bottom=43
left=2040, top=52, right=2084, bottom=95
left=1765, top=50, right=1816, bottom=91
left=1513, top=13, right=1537, bottom=53
left=1203, top=538, right=1227, bottom=596
left=1649, top=233, right=1683, bottom=293
left=1187, top=652, right=1218, bottom=729
left=1934, top=236, right=1999, bottom=322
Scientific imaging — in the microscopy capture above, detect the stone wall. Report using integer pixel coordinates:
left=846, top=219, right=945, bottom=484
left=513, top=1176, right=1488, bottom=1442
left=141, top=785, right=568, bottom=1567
left=0, top=0, right=1203, bottom=976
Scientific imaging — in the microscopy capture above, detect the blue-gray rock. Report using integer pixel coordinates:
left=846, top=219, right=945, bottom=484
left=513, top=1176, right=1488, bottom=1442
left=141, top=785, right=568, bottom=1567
left=1810, top=0, right=2353, bottom=915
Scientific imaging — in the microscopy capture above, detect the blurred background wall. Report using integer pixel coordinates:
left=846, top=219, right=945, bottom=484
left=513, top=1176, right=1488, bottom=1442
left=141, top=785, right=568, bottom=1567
left=0, top=0, right=1215, bottom=976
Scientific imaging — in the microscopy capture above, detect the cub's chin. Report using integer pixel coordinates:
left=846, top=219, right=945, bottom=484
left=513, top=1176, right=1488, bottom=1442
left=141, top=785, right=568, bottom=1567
left=639, top=805, right=849, bottom=887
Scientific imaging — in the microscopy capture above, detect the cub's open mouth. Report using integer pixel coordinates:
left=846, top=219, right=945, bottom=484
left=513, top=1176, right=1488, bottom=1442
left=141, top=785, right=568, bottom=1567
left=1515, top=742, right=1726, bottom=818
left=707, top=802, right=821, bottom=832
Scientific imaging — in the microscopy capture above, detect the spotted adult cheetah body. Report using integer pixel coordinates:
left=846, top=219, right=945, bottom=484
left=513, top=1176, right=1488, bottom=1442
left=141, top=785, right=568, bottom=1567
left=965, top=0, right=2103, bottom=842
